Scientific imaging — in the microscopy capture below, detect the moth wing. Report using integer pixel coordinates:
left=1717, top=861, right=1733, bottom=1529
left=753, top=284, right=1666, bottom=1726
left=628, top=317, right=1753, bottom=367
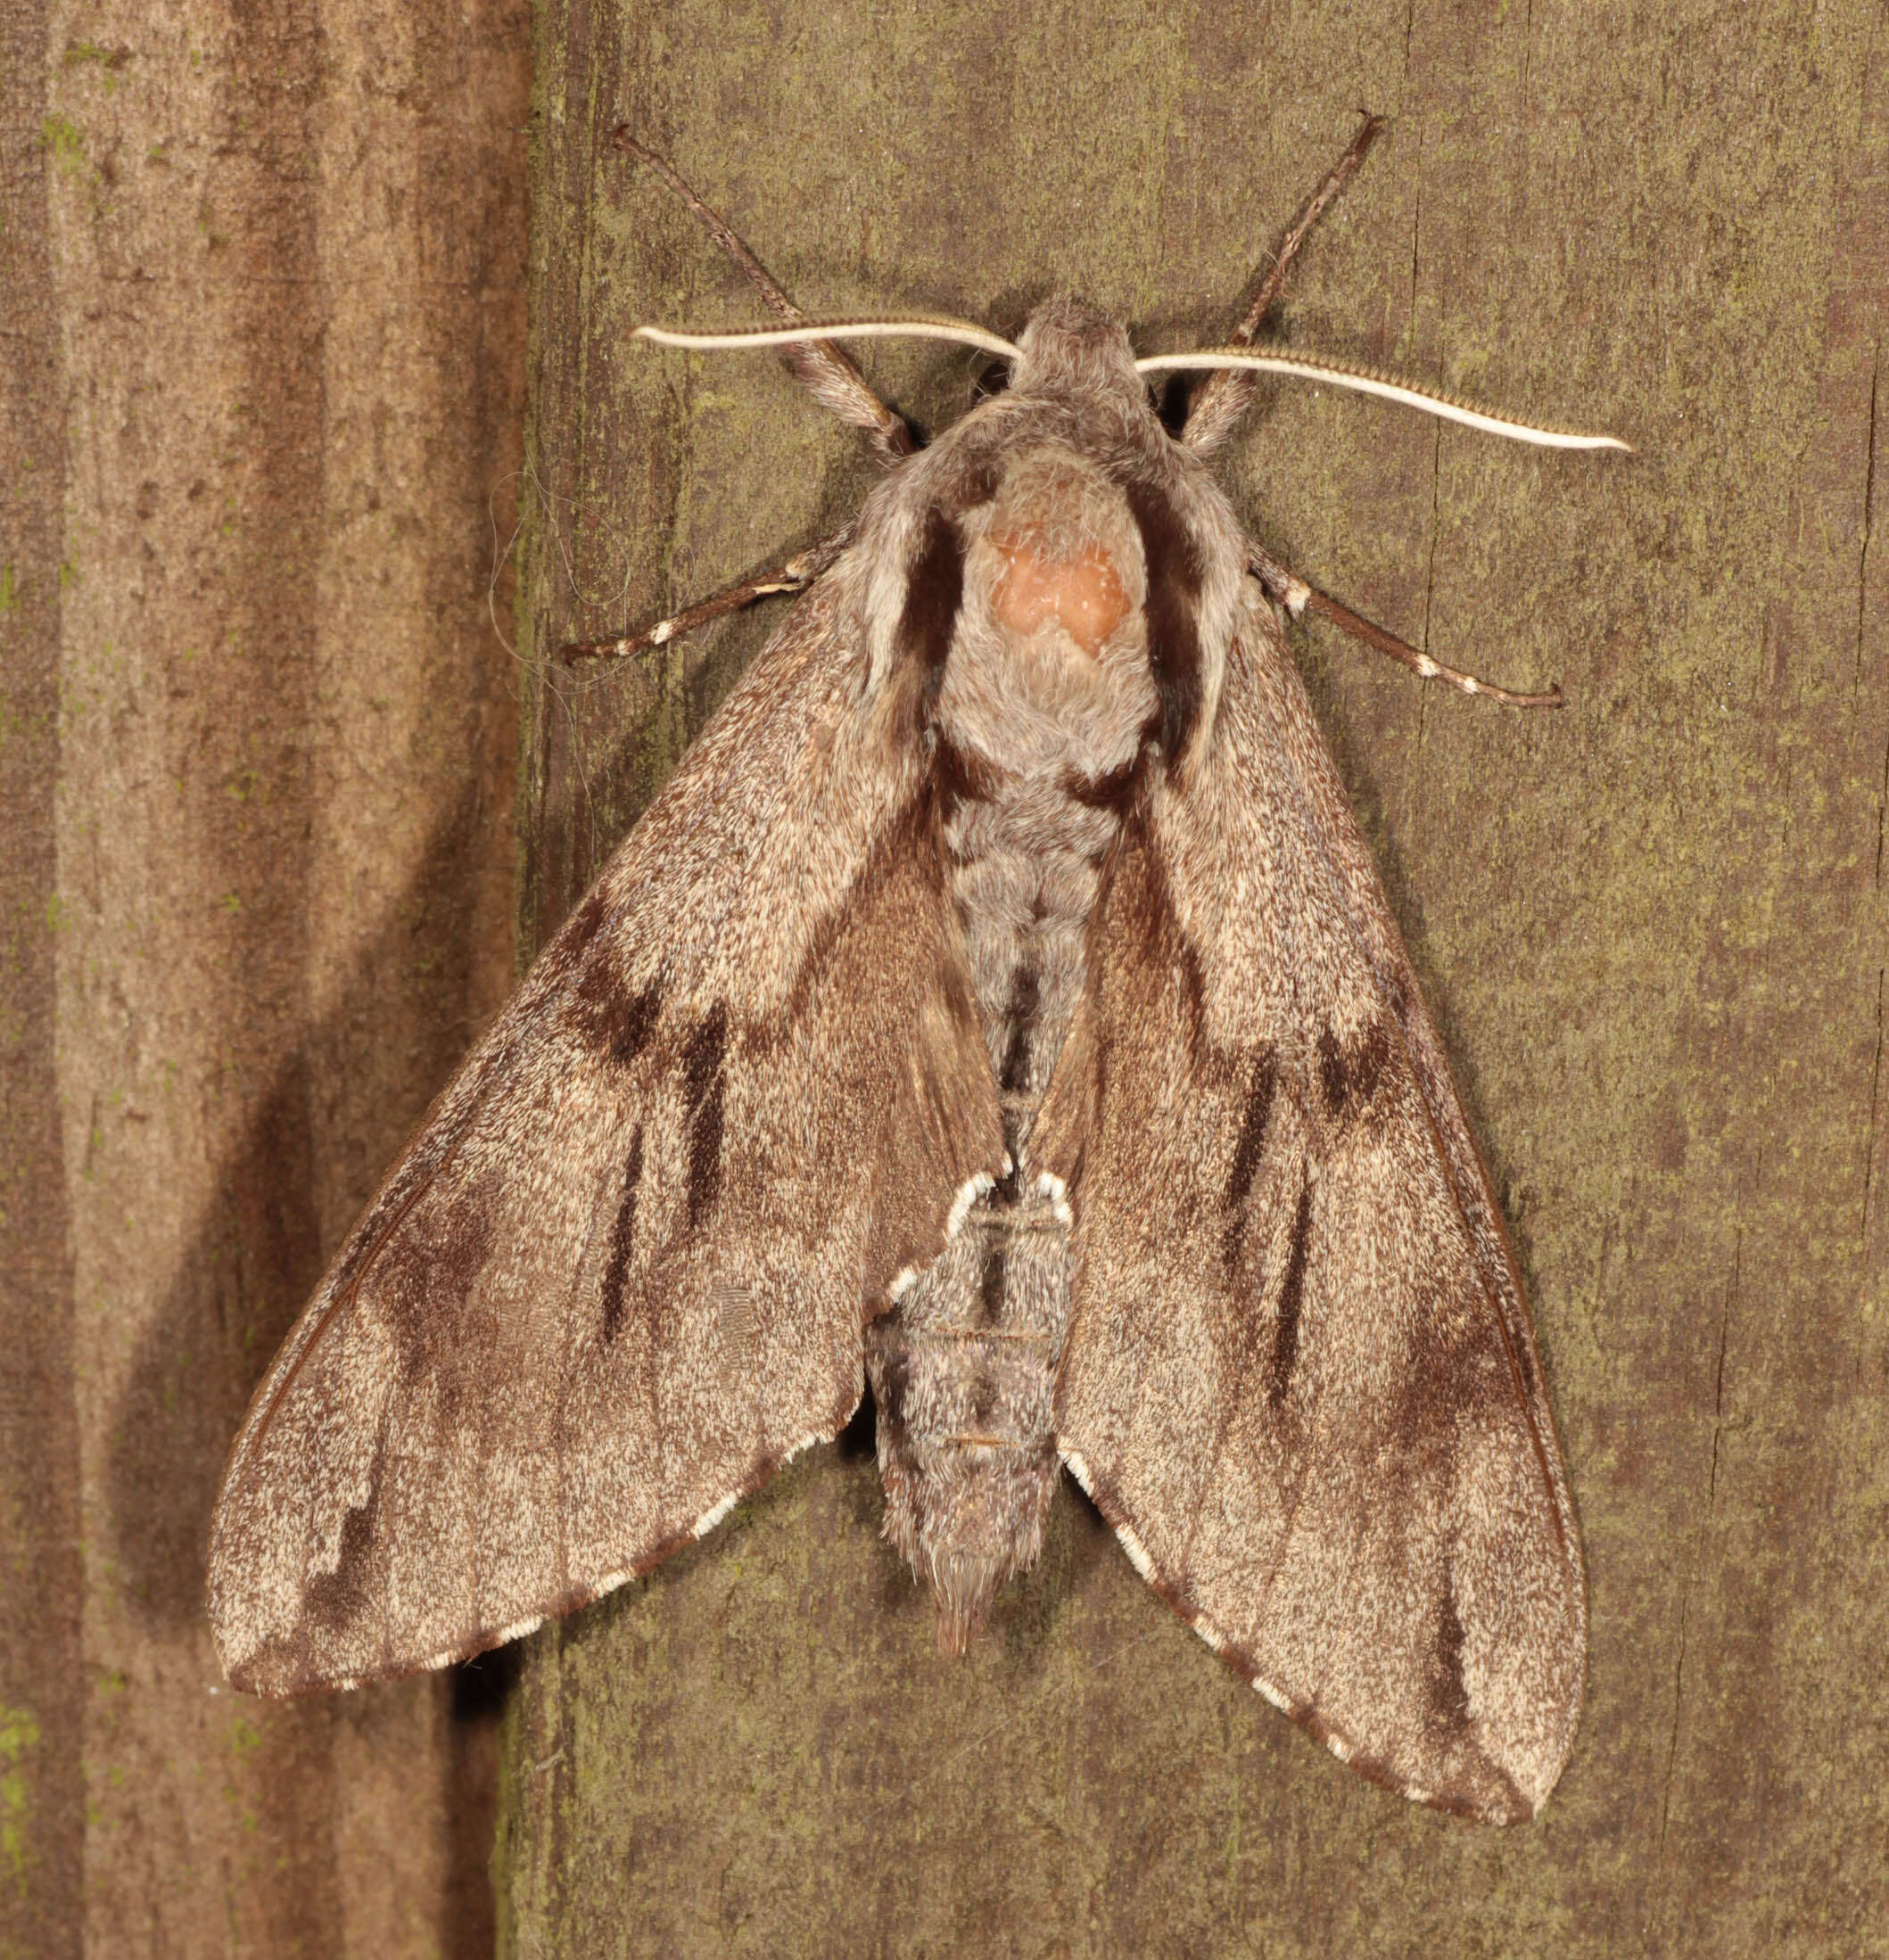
left=210, top=582, right=1002, bottom=1694
left=1035, top=589, right=1584, bottom=1823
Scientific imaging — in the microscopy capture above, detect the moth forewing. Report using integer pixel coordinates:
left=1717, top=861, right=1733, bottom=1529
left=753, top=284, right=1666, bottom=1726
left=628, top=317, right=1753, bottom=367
left=207, top=583, right=1008, bottom=1695
left=210, top=136, right=1598, bottom=1826
left=1034, top=582, right=1583, bottom=1822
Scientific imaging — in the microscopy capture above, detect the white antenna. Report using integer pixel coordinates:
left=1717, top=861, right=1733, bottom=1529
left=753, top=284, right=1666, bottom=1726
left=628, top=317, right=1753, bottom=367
left=1136, top=348, right=1630, bottom=451
left=636, top=317, right=1022, bottom=361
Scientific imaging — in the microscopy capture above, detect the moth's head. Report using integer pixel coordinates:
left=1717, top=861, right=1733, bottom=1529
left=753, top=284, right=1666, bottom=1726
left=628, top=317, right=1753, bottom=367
left=1009, top=295, right=1146, bottom=409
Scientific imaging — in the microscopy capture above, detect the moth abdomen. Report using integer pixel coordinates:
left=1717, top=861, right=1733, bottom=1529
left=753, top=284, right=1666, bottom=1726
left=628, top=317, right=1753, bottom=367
left=866, top=1182, right=1070, bottom=1643
left=996, top=964, right=1040, bottom=1094
left=861, top=378, right=1235, bottom=1645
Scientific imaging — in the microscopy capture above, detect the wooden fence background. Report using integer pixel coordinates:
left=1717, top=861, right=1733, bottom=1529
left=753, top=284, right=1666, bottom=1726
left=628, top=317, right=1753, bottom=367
left=4, top=0, right=1883, bottom=1955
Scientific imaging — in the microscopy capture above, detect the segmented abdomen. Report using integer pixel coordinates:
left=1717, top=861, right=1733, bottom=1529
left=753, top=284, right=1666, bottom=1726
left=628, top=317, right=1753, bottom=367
left=866, top=784, right=1122, bottom=1650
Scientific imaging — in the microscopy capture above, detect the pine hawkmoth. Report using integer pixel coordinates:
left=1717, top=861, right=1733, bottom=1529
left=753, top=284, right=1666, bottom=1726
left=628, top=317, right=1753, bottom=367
left=208, top=122, right=1625, bottom=1824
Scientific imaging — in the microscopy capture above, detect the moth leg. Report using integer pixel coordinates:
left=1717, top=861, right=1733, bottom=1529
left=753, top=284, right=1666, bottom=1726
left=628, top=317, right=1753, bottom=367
left=615, top=130, right=915, bottom=465
left=1248, top=540, right=1563, bottom=708
left=1183, top=112, right=1385, bottom=457
left=561, top=524, right=853, bottom=663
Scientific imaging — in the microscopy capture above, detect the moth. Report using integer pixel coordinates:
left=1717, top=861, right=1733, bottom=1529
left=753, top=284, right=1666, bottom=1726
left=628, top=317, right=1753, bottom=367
left=209, top=122, right=1624, bottom=1824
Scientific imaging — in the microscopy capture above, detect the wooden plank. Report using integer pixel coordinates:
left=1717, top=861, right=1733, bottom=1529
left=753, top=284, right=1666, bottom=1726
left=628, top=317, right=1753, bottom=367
left=504, top=2, right=1889, bottom=1953
left=8, top=0, right=531, bottom=1949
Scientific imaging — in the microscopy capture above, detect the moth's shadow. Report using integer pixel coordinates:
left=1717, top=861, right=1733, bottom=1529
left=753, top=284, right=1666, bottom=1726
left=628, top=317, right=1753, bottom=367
left=104, top=780, right=506, bottom=1948
left=837, top=1382, right=879, bottom=1462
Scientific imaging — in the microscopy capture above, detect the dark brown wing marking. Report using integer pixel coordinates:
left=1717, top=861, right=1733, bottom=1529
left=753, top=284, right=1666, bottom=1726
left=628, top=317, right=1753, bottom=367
left=897, top=506, right=967, bottom=688
left=1266, top=1174, right=1313, bottom=1409
left=681, top=1006, right=729, bottom=1226
left=1219, top=1049, right=1278, bottom=1272
left=568, top=964, right=665, bottom=1068
left=598, top=1128, right=644, bottom=1348
left=1122, top=478, right=1205, bottom=761
left=1317, top=1019, right=1390, bottom=1119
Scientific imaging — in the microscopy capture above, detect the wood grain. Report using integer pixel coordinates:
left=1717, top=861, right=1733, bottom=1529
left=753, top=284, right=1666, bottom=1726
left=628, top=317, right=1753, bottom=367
left=1, top=0, right=527, bottom=1950
left=502, top=2, right=1888, bottom=1954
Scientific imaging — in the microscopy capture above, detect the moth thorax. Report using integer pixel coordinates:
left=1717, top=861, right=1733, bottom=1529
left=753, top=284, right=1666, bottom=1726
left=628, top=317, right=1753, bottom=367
left=944, top=443, right=1154, bottom=774
left=988, top=529, right=1128, bottom=657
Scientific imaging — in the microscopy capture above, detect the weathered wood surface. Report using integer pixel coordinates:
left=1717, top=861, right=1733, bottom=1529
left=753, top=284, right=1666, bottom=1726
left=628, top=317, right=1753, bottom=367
left=503, top=2, right=1887, bottom=1955
left=2, top=0, right=526, bottom=1951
